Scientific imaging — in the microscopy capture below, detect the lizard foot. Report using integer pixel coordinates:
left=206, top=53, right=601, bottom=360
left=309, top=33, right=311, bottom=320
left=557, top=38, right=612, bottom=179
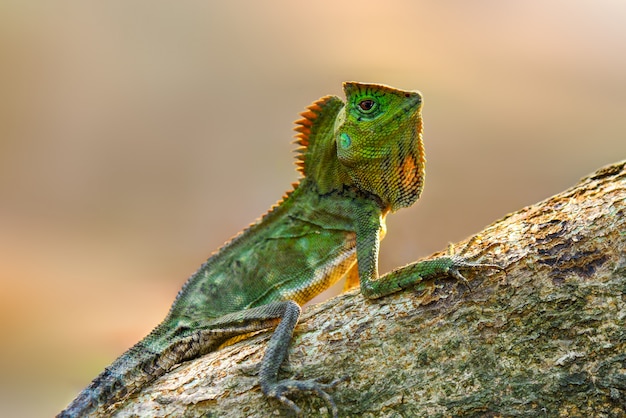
left=436, top=236, right=506, bottom=291
left=443, top=254, right=505, bottom=291
left=263, top=375, right=348, bottom=417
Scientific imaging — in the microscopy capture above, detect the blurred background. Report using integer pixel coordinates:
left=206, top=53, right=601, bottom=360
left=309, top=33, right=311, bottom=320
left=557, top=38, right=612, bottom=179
left=1, top=1, right=625, bottom=416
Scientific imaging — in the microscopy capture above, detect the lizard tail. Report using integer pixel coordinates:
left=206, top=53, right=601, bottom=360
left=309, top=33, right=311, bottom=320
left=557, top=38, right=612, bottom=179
left=57, top=325, right=201, bottom=417
left=57, top=341, right=163, bottom=417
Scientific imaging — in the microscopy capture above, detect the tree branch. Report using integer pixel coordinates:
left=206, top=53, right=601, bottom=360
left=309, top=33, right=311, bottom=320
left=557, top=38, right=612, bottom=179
left=112, top=160, right=626, bottom=417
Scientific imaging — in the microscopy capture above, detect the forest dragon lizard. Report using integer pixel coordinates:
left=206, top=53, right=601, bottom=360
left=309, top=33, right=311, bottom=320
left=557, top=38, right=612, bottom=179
left=59, top=82, right=499, bottom=417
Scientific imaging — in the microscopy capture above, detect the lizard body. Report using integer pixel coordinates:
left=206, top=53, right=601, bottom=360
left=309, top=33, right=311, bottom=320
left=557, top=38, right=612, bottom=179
left=59, top=82, right=494, bottom=417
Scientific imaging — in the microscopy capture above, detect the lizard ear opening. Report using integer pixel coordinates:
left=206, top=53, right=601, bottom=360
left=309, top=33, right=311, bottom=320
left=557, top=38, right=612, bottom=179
left=339, top=133, right=352, bottom=149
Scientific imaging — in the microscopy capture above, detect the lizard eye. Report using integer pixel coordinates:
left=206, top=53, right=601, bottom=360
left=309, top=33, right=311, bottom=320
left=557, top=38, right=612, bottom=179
left=358, top=99, right=376, bottom=113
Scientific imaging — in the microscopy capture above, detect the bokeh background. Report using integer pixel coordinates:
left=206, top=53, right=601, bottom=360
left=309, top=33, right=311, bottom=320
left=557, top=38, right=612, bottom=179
left=1, top=1, right=625, bottom=416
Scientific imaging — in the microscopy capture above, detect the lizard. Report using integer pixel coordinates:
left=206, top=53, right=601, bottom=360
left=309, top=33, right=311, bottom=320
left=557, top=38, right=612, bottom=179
left=58, top=82, right=499, bottom=417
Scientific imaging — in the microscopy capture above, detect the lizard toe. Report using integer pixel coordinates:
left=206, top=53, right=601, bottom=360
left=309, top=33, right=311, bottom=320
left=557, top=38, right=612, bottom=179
left=264, top=377, right=343, bottom=418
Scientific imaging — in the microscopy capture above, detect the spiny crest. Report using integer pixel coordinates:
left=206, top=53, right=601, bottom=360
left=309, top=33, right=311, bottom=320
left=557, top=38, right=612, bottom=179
left=256, top=96, right=340, bottom=225
left=293, top=95, right=336, bottom=176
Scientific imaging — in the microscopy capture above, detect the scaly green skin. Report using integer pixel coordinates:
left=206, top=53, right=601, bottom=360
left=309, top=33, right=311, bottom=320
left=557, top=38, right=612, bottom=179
left=58, top=82, right=494, bottom=417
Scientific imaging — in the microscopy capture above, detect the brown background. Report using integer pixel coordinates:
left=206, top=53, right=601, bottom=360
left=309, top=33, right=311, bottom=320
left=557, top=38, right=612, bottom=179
left=1, top=1, right=625, bottom=416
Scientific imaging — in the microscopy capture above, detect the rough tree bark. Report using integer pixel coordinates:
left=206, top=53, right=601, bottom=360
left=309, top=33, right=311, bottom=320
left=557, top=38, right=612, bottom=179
left=112, top=160, right=626, bottom=418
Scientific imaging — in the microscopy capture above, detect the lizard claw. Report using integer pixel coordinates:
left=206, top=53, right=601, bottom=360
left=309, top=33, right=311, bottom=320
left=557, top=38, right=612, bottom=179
left=446, top=254, right=505, bottom=291
left=265, top=376, right=347, bottom=417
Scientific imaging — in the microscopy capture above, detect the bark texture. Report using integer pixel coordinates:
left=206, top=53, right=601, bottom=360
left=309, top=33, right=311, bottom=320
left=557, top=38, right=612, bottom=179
left=112, top=160, right=626, bottom=418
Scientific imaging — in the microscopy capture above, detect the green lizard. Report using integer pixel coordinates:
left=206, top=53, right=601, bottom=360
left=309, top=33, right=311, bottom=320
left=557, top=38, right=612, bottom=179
left=59, top=82, right=498, bottom=417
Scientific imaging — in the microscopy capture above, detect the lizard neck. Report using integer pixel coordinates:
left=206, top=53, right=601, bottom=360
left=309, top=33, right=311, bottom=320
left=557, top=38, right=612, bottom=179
left=294, top=95, right=355, bottom=195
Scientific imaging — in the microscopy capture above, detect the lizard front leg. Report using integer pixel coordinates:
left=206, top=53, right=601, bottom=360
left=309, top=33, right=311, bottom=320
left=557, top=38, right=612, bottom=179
left=353, top=205, right=502, bottom=299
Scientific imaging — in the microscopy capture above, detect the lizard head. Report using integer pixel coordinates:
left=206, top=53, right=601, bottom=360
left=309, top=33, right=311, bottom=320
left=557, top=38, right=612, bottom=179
left=334, top=82, right=425, bottom=212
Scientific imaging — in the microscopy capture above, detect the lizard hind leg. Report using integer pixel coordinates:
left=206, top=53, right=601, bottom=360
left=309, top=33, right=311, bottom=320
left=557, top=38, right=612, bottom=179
left=259, top=300, right=344, bottom=417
